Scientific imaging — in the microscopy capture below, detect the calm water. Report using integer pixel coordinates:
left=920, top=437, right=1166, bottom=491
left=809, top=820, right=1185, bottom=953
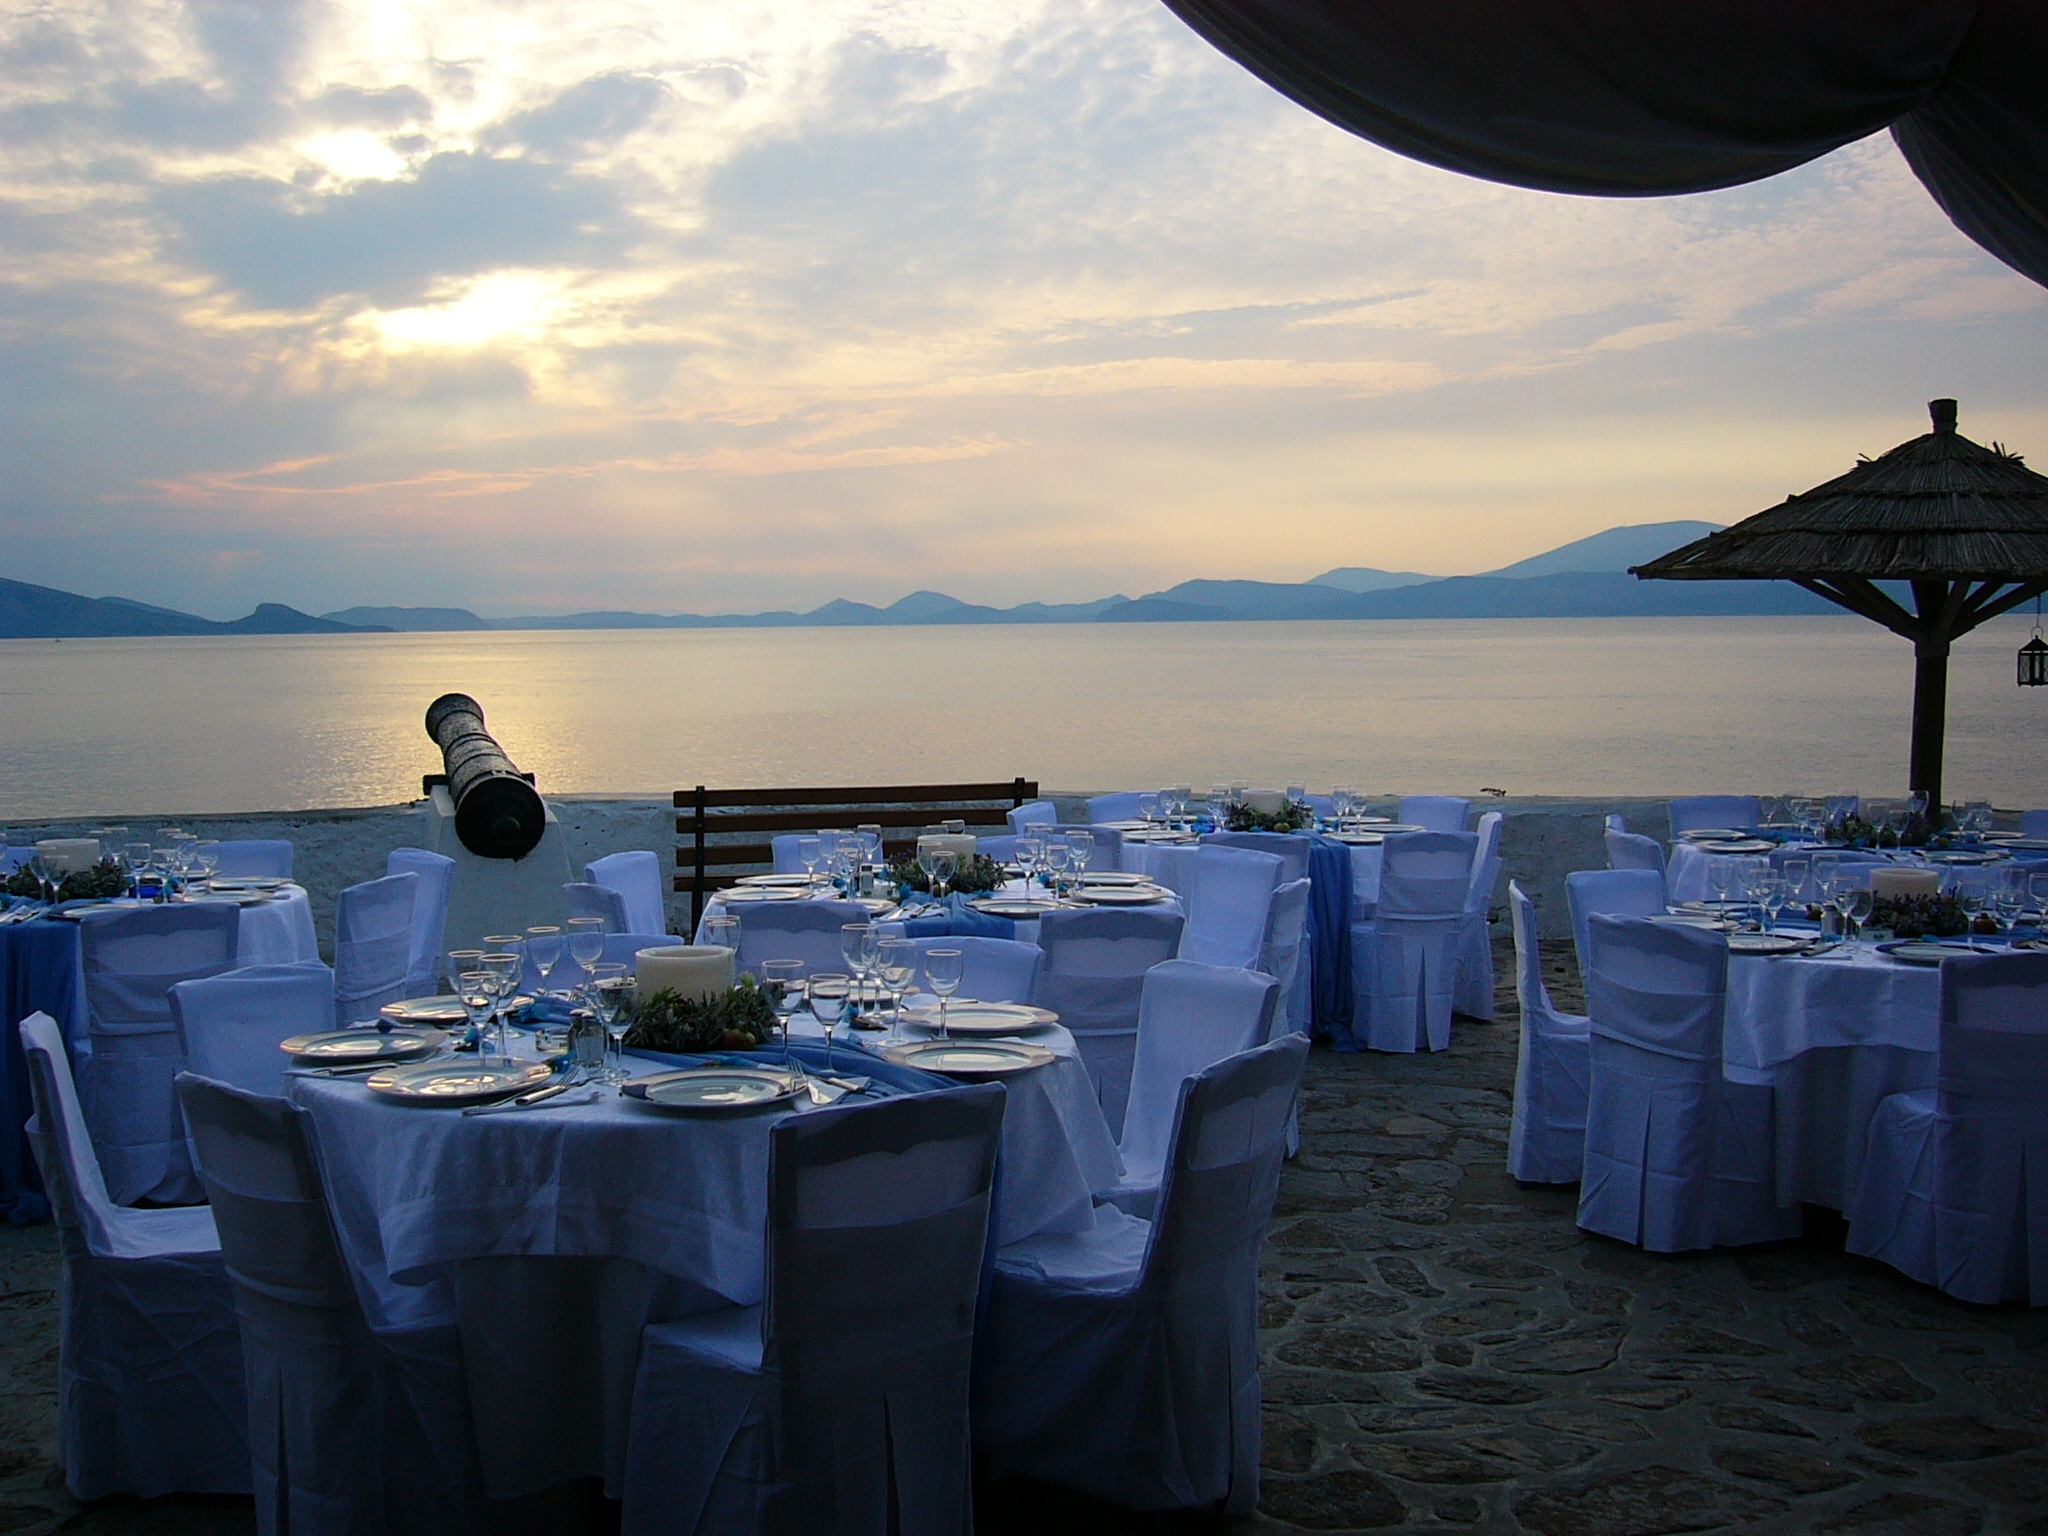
left=2, top=616, right=2043, bottom=818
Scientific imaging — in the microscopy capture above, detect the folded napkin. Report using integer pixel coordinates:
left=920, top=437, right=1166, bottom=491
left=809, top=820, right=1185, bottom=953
left=512, top=995, right=579, bottom=1027
left=898, top=893, right=1017, bottom=940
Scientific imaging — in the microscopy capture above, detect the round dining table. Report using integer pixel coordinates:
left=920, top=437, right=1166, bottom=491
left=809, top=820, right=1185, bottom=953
left=290, top=1014, right=1121, bottom=1499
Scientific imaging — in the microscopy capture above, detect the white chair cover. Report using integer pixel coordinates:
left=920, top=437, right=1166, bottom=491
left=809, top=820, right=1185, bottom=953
left=1008, top=801, right=1058, bottom=833
left=1576, top=917, right=1799, bottom=1252
left=1031, top=908, right=1185, bottom=1131
left=1605, top=827, right=1670, bottom=903
left=177, top=1072, right=483, bottom=1535
left=78, top=902, right=241, bottom=1206
left=1260, top=878, right=1313, bottom=1037
left=975, top=1035, right=1308, bottom=1517
left=1667, top=795, right=1760, bottom=836
left=1109, top=960, right=1280, bottom=1218
left=976, top=833, right=1020, bottom=866
left=333, top=873, right=417, bottom=1027
left=1846, top=952, right=2048, bottom=1304
left=1350, top=831, right=1475, bottom=1053
left=731, top=899, right=875, bottom=977
left=1203, top=831, right=1310, bottom=885
left=1143, top=844, right=1201, bottom=896
left=1178, top=845, right=1283, bottom=971
left=906, top=935, right=1040, bottom=1002
left=1566, top=868, right=1667, bottom=995
left=1398, top=795, right=1469, bottom=832
left=587, top=851, right=669, bottom=938
left=770, top=835, right=805, bottom=874
left=18, top=1014, right=248, bottom=1501
left=2022, top=810, right=2048, bottom=839
left=1505, top=883, right=1589, bottom=1185
left=621, top=1085, right=1005, bottom=1536
left=386, top=848, right=454, bottom=999
left=216, top=840, right=294, bottom=878
left=1451, top=811, right=1504, bottom=1021
left=564, top=881, right=632, bottom=933
left=1086, top=792, right=1148, bottom=824
left=172, top=962, right=335, bottom=1097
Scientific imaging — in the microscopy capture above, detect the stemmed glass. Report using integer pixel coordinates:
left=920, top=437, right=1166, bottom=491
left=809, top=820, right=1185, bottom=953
left=924, top=948, right=964, bottom=1039
left=1843, top=883, right=1873, bottom=943
left=930, top=849, right=958, bottom=901
left=191, top=840, right=220, bottom=886
left=565, top=919, right=606, bottom=990
left=1015, top=837, right=1042, bottom=891
left=876, top=939, right=917, bottom=1042
left=459, top=973, right=495, bottom=1055
left=444, top=948, right=484, bottom=1000
left=761, top=960, right=806, bottom=1071
left=1065, top=830, right=1094, bottom=879
left=1042, top=842, right=1070, bottom=898
left=1781, top=857, right=1809, bottom=909
left=1809, top=854, right=1840, bottom=909
left=1757, top=874, right=1786, bottom=934
left=1707, top=857, right=1734, bottom=908
left=809, top=973, right=849, bottom=1072
left=915, top=839, right=940, bottom=897
left=841, top=923, right=875, bottom=1020
left=1209, top=785, right=1233, bottom=827
left=526, top=926, right=565, bottom=998
left=1816, top=874, right=1845, bottom=942
left=704, top=914, right=739, bottom=961
left=2030, top=873, right=2048, bottom=921
left=123, top=841, right=152, bottom=896
left=584, top=963, right=631, bottom=1081
left=798, top=836, right=822, bottom=882
left=481, top=937, right=525, bottom=1056
left=1332, top=786, right=1355, bottom=825
left=1138, top=794, right=1159, bottom=823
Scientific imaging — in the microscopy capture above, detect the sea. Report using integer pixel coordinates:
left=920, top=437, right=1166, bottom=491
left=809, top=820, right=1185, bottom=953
left=2, top=615, right=2043, bottom=820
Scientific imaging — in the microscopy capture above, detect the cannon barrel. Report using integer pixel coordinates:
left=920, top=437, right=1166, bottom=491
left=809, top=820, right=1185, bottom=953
left=424, top=693, right=546, bottom=860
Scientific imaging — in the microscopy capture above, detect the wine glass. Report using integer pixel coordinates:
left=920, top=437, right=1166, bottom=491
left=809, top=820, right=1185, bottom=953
left=481, top=951, right=523, bottom=1060
left=123, top=841, right=152, bottom=895
left=565, top=919, right=605, bottom=988
left=1065, top=830, right=1094, bottom=878
left=1209, top=785, right=1232, bottom=825
left=2030, top=873, right=2048, bottom=919
left=1810, top=854, right=1840, bottom=904
left=923, top=948, right=964, bottom=1039
left=876, top=939, right=917, bottom=1041
left=759, top=959, right=806, bottom=1073
left=1015, top=837, right=1042, bottom=890
left=526, top=926, right=564, bottom=998
left=444, top=948, right=484, bottom=997
left=458, top=972, right=495, bottom=1053
left=1757, top=874, right=1786, bottom=934
left=1042, top=842, right=1070, bottom=898
left=585, top=963, right=631, bottom=1081
left=1332, top=786, right=1355, bottom=824
left=1995, top=867, right=2027, bottom=929
left=930, top=850, right=958, bottom=900
left=1843, top=883, right=1874, bottom=942
left=798, top=836, right=822, bottom=881
left=1781, top=857, right=1809, bottom=907
left=1707, top=856, right=1734, bottom=908
left=1816, top=875, right=1844, bottom=941
left=809, top=973, right=849, bottom=1072
left=1138, top=794, right=1159, bottom=823
left=703, top=914, right=739, bottom=961
left=191, top=840, right=220, bottom=884
left=915, top=838, right=940, bottom=895
left=841, top=922, right=873, bottom=1007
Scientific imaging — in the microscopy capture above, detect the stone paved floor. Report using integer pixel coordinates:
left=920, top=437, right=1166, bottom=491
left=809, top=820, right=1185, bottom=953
left=5, top=936, right=2048, bottom=1534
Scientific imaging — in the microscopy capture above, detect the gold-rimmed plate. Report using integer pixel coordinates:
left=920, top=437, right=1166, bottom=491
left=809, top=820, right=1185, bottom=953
left=626, top=1067, right=803, bottom=1113
left=380, top=995, right=472, bottom=1026
left=280, top=1027, right=447, bottom=1063
left=900, top=1001, right=1058, bottom=1036
left=362, top=1060, right=552, bottom=1105
left=1069, top=884, right=1173, bottom=905
left=880, top=1039, right=1056, bottom=1078
left=970, top=896, right=1068, bottom=917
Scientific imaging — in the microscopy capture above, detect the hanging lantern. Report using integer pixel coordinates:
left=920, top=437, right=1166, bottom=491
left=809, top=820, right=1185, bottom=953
left=2024, top=597, right=2048, bottom=688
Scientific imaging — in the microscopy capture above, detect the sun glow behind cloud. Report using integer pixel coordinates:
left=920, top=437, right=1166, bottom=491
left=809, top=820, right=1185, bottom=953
left=0, top=0, right=2043, bottom=616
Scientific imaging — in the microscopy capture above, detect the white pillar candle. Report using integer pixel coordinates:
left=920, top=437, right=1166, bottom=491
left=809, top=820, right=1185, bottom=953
left=916, top=834, right=979, bottom=866
left=35, top=839, right=101, bottom=875
left=1242, top=790, right=1287, bottom=814
left=632, top=945, right=735, bottom=1004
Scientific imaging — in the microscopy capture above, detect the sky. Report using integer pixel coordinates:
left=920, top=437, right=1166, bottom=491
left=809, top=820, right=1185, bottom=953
left=1, top=1, right=2044, bottom=620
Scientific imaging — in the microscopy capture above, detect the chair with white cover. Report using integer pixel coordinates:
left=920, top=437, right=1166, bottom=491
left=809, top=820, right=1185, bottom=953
left=769, top=835, right=807, bottom=875
left=1178, top=845, right=1284, bottom=971
left=1846, top=951, right=2048, bottom=1304
left=1667, top=796, right=1760, bottom=836
left=19, top=1014, right=248, bottom=1501
left=1008, top=801, right=1058, bottom=833
left=564, top=881, right=631, bottom=933
left=78, top=902, right=242, bottom=1206
left=333, top=872, right=417, bottom=1027
left=974, top=1034, right=1308, bottom=1517
left=171, top=962, right=335, bottom=1097
left=215, top=841, right=294, bottom=879
left=730, top=899, right=874, bottom=977
left=1202, top=831, right=1310, bottom=885
left=586, top=852, right=670, bottom=939
left=976, top=833, right=1021, bottom=866
left=386, top=848, right=454, bottom=998
left=1399, top=796, right=1469, bottom=832
left=1505, top=883, right=1590, bottom=1184
left=1106, top=960, right=1281, bottom=1218
left=1259, top=878, right=1313, bottom=1036
left=1043, top=825, right=1125, bottom=872
left=2023, top=810, right=2048, bottom=840
left=1141, top=843, right=1202, bottom=897
left=1576, top=916, right=1798, bottom=1252
left=905, top=936, right=1041, bottom=1002
left=1451, top=811, right=1504, bottom=1020
left=1605, top=826, right=1669, bottom=893
left=176, top=1072, right=482, bottom=1535
left=1350, top=832, right=1476, bottom=1053
left=621, top=1085, right=1005, bottom=1536
left=1086, top=792, right=1148, bottom=824
left=1565, top=868, right=1668, bottom=995
left=1031, top=908, right=1185, bottom=1129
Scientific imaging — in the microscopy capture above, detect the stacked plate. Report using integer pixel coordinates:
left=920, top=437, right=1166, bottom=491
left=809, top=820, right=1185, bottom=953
left=282, top=1026, right=448, bottom=1066
left=1694, top=839, right=1775, bottom=855
left=1725, top=932, right=1812, bottom=956
left=970, top=895, right=1067, bottom=917
left=625, top=1066, right=804, bottom=1114
left=880, top=1039, right=1055, bottom=1078
left=1878, top=939, right=2003, bottom=965
left=734, top=874, right=828, bottom=889
left=719, top=886, right=809, bottom=904
left=1069, top=883, right=1173, bottom=906
left=899, top=1001, right=1056, bottom=1037
left=362, top=1060, right=553, bottom=1105
left=1679, top=828, right=1752, bottom=842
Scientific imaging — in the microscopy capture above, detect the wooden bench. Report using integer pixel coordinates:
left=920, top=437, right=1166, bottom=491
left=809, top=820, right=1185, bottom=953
left=673, top=779, right=1040, bottom=929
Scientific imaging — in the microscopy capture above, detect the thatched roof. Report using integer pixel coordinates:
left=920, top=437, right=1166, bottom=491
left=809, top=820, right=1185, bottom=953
left=1632, top=401, right=2048, bottom=582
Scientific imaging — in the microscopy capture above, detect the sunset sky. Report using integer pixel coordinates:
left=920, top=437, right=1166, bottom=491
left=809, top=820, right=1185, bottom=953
left=3, top=0, right=2045, bottom=619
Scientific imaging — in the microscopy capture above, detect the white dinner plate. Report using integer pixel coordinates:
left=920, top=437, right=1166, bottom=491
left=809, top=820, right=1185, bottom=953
left=1923, top=850, right=2005, bottom=865
left=734, top=874, right=829, bottom=888
left=900, top=1001, right=1058, bottom=1036
left=180, top=891, right=277, bottom=907
left=1122, top=831, right=1196, bottom=845
left=1878, top=939, right=2001, bottom=965
left=1695, top=839, right=1775, bottom=855
left=1679, top=828, right=1752, bottom=842
left=380, top=995, right=472, bottom=1026
left=281, top=1027, right=447, bottom=1063
left=881, top=1039, right=1056, bottom=1078
left=1679, top=899, right=1751, bottom=914
left=1074, top=871, right=1155, bottom=887
left=970, top=896, right=1068, bottom=917
left=717, top=886, right=809, bottom=903
left=363, top=1060, right=552, bottom=1105
left=1370, top=824, right=1430, bottom=836
left=628, top=1067, right=802, bottom=1113
left=207, top=877, right=291, bottom=893
left=1726, top=932, right=1811, bottom=956
left=1646, top=912, right=1727, bottom=928
left=1069, top=885, right=1173, bottom=906
left=1332, top=832, right=1383, bottom=846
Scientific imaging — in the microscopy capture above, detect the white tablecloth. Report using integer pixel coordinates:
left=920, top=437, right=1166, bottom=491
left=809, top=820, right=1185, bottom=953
left=1667, top=841, right=2017, bottom=904
left=237, top=885, right=320, bottom=965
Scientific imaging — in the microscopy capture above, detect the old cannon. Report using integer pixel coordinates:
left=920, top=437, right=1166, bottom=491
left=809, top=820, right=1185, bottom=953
left=424, top=693, right=546, bottom=860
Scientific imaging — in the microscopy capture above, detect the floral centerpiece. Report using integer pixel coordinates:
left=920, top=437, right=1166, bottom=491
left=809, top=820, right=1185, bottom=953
left=1226, top=800, right=1317, bottom=834
left=621, top=975, right=777, bottom=1053
left=1868, top=893, right=1972, bottom=939
left=3, top=857, right=128, bottom=903
left=1822, top=808, right=1953, bottom=849
left=891, top=852, right=1004, bottom=895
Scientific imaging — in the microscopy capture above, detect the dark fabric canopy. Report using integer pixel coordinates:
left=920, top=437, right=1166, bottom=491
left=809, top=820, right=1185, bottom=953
left=1160, top=0, right=2048, bottom=288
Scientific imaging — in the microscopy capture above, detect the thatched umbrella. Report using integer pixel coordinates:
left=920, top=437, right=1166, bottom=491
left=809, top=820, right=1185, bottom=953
left=1631, top=400, right=2048, bottom=808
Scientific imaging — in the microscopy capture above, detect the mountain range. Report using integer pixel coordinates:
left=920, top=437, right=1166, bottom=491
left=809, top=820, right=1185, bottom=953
left=5, top=520, right=1844, bottom=640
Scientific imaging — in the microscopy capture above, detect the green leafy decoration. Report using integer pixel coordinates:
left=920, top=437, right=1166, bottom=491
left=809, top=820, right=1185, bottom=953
left=621, top=975, right=777, bottom=1053
left=1226, top=800, right=1317, bottom=834
left=891, top=852, right=1004, bottom=894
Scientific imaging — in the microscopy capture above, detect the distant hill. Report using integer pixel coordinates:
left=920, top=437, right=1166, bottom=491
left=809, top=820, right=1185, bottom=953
left=324, top=605, right=490, bottom=632
left=1482, top=521, right=1723, bottom=579
left=1, top=579, right=384, bottom=639
left=1306, top=566, right=1437, bottom=594
left=1132, top=579, right=1355, bottom=621
left=1326, top=570, right=1831, bottom=619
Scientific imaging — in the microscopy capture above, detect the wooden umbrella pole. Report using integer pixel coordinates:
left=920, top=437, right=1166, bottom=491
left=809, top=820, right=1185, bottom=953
left=1909, top=630, right=1950, bottom=810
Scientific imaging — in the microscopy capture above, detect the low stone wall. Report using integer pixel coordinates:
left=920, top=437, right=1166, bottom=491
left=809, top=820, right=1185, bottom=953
left=9, top=792, right=1678, bottom=952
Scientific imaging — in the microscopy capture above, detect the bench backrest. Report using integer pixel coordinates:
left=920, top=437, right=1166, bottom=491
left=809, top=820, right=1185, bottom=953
left=673, top=779, right=1039, bottom=928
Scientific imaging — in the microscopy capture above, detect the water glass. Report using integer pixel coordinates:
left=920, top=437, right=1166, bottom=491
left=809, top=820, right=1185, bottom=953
left=809, top=974, right=850, bottom=1071
left=1781, top=857, right=1809, bottom=905
left=1757, top=875, right=1786, bottom=933
left=704, top=914, right=739, bottom=960
left=585, top=963, right=631, bottom=1081
left=930, top=850, right=958, bottom=899
left=1843, top=884, right=1874, bottom=941
left=760, top=959, right=805, bottom=1069
left=525, top=926, right=564, bottom=995
left=1707, top=857, right=1734, bottom=905
left=458, top=973, right=495, bottom=1049
left=444, top=948, right=485, bottom=995
left=923, top=948, right=964, bottom=1038
left=2031, top=873, right=2048, bottom=918
left=1810, top=854, right=1840, bottom=902
left=877, top=939, right=917, bottom=1041
left=1065, top=829, right=1094, bottom=876
left=798, top=836, right=822, bottom=880
left=1015, top=837, right=1042, bottom=887
left=565, top=919, right=605, bottom=984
